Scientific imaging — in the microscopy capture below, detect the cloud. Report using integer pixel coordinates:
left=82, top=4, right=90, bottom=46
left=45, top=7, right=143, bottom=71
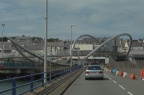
left=0, top=0, right=144, bottom=39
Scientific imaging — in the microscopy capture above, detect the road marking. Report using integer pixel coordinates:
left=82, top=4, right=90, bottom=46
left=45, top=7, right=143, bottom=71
left=127, top=92, right=133, bottom=95
left=113, top=80, right=117, bottom=83
left=104, top=74, right=107, bottom=77
left=105, top=73, right=134, bottom=95
left=104, top=74, right=108, bottom=78
left=104, top=74, right=112, bottom=80
left=119, top=85, right=125, bottom=90
left=109, top=77, right=112, bottom=80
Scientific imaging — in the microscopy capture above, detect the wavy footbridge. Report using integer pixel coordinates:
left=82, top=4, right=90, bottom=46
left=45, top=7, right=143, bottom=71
left=8, top=33, right=132, bottom=67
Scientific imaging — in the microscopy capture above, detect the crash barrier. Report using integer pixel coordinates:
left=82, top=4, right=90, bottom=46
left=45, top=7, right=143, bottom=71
left=119, top=71, right=123, bottom=76
left=0, top=65, right=82, bottom=95
left=116, top=71, right=119, bottom=76
left=109, top=59, right=144, bottom=80
left=107, top=68, right=132, bottom=79
left=123, top=72, right=128, bottom=78
left=112, top=68, right=117, bottom=74
left=109, top=69, right=113, bottom=74
left=107, top=68, right=139, bottom=80
left=130, top=74, right=136, bottom=80
left=109, top=57, right=144, bottom=75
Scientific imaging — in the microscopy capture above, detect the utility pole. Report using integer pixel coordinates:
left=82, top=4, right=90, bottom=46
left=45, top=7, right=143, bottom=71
left=44, top=0, right=48, bottom=83
left=70, top=24, right=74, bottom=72
left=1, top=24, right=5, bottom=58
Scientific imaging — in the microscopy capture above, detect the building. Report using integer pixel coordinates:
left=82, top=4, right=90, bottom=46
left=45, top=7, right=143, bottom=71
left=0, top=35, right=65, bottom=58
left=1, top=35, right=144, bottom=63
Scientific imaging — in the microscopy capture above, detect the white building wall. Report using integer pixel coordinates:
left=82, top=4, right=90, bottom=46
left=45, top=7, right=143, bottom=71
left=34, top=50, right=44, bottom=55
left=131, top=47, right=143, bottom=50
left=105, top=57, right=109, bottom=64
left=75, top=44, right=93, bottom=50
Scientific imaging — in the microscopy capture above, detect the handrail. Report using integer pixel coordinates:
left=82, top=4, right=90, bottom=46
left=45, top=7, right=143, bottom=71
left=0, top=65, right=82, bottom=95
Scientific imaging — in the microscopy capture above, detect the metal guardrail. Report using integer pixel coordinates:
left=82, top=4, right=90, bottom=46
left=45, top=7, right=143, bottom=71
left=0, top=65, right=82, bottom=95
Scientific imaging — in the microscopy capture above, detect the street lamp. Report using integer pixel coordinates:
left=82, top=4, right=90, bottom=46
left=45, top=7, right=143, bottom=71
left=1, top=24, right=5, bottom=58
left=77, top=45, right=80, bottom=65
left=44, top=0, right=48, bottom=83
left=70, top=24, right=74, bottom=72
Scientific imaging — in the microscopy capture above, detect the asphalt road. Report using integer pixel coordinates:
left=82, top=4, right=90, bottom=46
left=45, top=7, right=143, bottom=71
left=63, top=71, right=144, bottom=95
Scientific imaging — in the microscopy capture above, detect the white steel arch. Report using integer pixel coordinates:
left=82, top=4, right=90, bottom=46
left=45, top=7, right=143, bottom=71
left=8, top=33, right=132, bottom=65
left=72, top=34, right=101, bottom=51
left=82, top=33, right=132, bottom=60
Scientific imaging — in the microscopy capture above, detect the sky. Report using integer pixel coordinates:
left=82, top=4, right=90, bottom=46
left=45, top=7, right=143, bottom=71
left=0, top=0, right=144, bottom=40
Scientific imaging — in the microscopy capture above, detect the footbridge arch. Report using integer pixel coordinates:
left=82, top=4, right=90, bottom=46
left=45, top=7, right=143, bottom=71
left=82, top=33, right=132, bottom=60
left=72, top=34, right=101, bottom=51
left=8, top=33, right=132, bottom=66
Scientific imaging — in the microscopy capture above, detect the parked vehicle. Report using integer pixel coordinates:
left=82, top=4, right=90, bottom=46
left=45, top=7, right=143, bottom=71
left=85, top=65, right=103, bottom=80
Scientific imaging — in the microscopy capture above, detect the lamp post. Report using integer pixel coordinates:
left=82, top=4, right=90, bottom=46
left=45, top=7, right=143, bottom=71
left=1, top=24, right=5, bottom=58
left=70, top=24, right=74, bottom=72
left=77, top=48, right=80, bottom=65
left=44, top=0, right=48, bottom=83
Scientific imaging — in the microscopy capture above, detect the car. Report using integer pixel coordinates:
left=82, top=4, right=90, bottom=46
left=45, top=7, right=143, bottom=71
left=85, top=65, right=103, bottom=80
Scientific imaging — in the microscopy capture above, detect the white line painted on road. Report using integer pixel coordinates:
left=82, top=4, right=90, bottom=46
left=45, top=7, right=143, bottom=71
left=104, top=74, right=112, bottom=80
left=119, top=85, right=125, bottom=90
left=127, top=92, right=133, bottom=95
left=104, top=74, right=108, bottom=77
left=113, top=80, right=117, bottom=84
left=105, top=73, right=134, bottom=95
left=109, top=77, right=112, bottom=80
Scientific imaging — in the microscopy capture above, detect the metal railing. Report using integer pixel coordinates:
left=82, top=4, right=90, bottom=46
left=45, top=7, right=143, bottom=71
left=0, top=62, right=35, bottom=69
left=0, top=65, right=82, bottom=95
